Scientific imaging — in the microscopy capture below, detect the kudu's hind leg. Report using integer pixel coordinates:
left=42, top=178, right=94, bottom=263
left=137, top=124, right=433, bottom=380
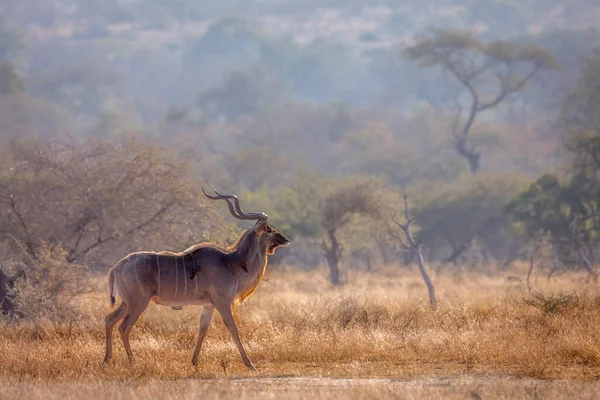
left=118, top=300, right=149, bottom=365
left=216, top=303, right=256, bottom=371
left=104, top=302, right=127, bottom=363
left=192, top=306, right=215, bottom=366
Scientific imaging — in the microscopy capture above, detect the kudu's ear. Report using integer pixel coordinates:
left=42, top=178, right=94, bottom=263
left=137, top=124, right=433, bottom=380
left=255, top=219, right=268, bottom=234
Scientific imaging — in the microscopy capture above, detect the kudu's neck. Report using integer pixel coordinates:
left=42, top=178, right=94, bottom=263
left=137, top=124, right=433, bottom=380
left=231, top=229, right=268, bottom=274
left=231, top=229, right=270, bottom=303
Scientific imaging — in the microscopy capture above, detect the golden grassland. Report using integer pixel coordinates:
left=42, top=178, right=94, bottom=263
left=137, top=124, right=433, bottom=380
left=2, top=264, right=600, bottom=398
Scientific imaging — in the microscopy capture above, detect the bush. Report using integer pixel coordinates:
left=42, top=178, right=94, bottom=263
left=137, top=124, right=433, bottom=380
left=523, top=291, right=580, bottom=315
left=11, top=243, right=90, bottom=321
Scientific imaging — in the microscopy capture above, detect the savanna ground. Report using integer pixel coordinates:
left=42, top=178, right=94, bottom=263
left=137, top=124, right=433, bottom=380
left=2, top=264, right=600, bottom=399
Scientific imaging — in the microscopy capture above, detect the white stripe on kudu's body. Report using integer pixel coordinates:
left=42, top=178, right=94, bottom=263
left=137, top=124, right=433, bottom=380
left=173, top=255, right=179, bottom=299
left=103, top=187, right=289, bottom=370
left=183, top=257, right=187, bottom=298
left=134, top=256, right=142, bottom=293
left=156, top=254, right=161, bottom=296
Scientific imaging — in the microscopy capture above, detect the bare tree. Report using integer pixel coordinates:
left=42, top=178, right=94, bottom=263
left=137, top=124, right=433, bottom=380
left=0, top=136, right=224, bottom=267
left=405, top=29, right=556, bottom=172
left=389, top=193, right=437, bottom=307
left=321, top=178, right=381, bottom=285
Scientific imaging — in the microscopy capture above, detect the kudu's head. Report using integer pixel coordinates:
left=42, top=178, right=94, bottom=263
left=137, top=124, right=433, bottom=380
left=202, top=186, right=289, bottom=255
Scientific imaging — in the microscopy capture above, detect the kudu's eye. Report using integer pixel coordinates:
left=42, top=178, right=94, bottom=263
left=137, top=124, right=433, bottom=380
left=267, top=228, right=273, bottom=233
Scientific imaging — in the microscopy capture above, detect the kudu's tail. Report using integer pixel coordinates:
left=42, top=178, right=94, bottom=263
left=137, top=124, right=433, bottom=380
left=108, top=267, right=117, bottom=309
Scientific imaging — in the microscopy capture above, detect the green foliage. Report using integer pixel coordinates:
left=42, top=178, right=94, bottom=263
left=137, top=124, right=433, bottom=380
left=320, top=176, right=384, bottom=284
left=273, top=171, right=329, bottom=239
left=506, top=172, right=600, bottom=265
left=269, top=174, right=389, bottom=270
left=321, top=177, right=383, bottom=231
left=506, top=174, right=572, bottom=242
left=414, top=172, right=529, bottom=261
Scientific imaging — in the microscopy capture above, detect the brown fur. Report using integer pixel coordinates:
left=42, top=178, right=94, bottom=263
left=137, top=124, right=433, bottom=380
left=103, top=219, right=288, bottom=370
left=237, top=258, right=267, bottom=303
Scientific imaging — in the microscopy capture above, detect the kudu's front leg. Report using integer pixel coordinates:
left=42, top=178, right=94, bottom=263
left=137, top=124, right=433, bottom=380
left=216, top=304, right=256, bottom=371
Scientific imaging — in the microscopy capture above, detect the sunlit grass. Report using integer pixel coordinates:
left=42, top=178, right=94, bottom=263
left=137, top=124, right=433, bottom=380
left=1, top=263, right=600, bottom=398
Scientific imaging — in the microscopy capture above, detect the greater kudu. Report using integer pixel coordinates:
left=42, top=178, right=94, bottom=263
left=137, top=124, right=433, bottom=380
left=103, top=187, right=289, bottom=370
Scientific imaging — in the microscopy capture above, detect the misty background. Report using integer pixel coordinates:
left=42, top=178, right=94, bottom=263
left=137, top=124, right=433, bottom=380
left=1, top=0, right=600, bottom=287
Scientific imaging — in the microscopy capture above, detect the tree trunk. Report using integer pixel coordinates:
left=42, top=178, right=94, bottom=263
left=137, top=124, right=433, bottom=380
left=455, top=137, right=480, bottom=173
left=575, top=245, right=594, bottom=275
left=324, top=229, right=342, bottom=286
left=378, top=241, right=392, bottom=265
left=415, top=242, right=437, bottom=307
left=0, top=269, right=18, bottom=316
left=444, top=217, right=500, bottom=263
left=445, top=242, right=470, bottom=264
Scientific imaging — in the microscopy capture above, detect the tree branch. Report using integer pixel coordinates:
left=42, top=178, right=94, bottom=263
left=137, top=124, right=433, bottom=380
left=387, top=221, right=410, bottom=250
left=75, top=202, right=174, bottom=260
left=7, top=196, right=36, bottom=258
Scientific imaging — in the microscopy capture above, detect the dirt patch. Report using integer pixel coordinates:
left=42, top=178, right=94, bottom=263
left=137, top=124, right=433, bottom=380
left=1, top=376, right=599, bottom=400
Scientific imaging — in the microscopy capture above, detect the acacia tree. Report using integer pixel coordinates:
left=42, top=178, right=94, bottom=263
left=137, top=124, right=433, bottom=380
left=405, top=30, right=556, bottom=172
left=321, top=178, right=381, bottom=285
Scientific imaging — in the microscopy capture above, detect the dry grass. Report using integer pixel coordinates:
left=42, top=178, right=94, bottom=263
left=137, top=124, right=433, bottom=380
left=2, top=264, right=600, bottom=398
